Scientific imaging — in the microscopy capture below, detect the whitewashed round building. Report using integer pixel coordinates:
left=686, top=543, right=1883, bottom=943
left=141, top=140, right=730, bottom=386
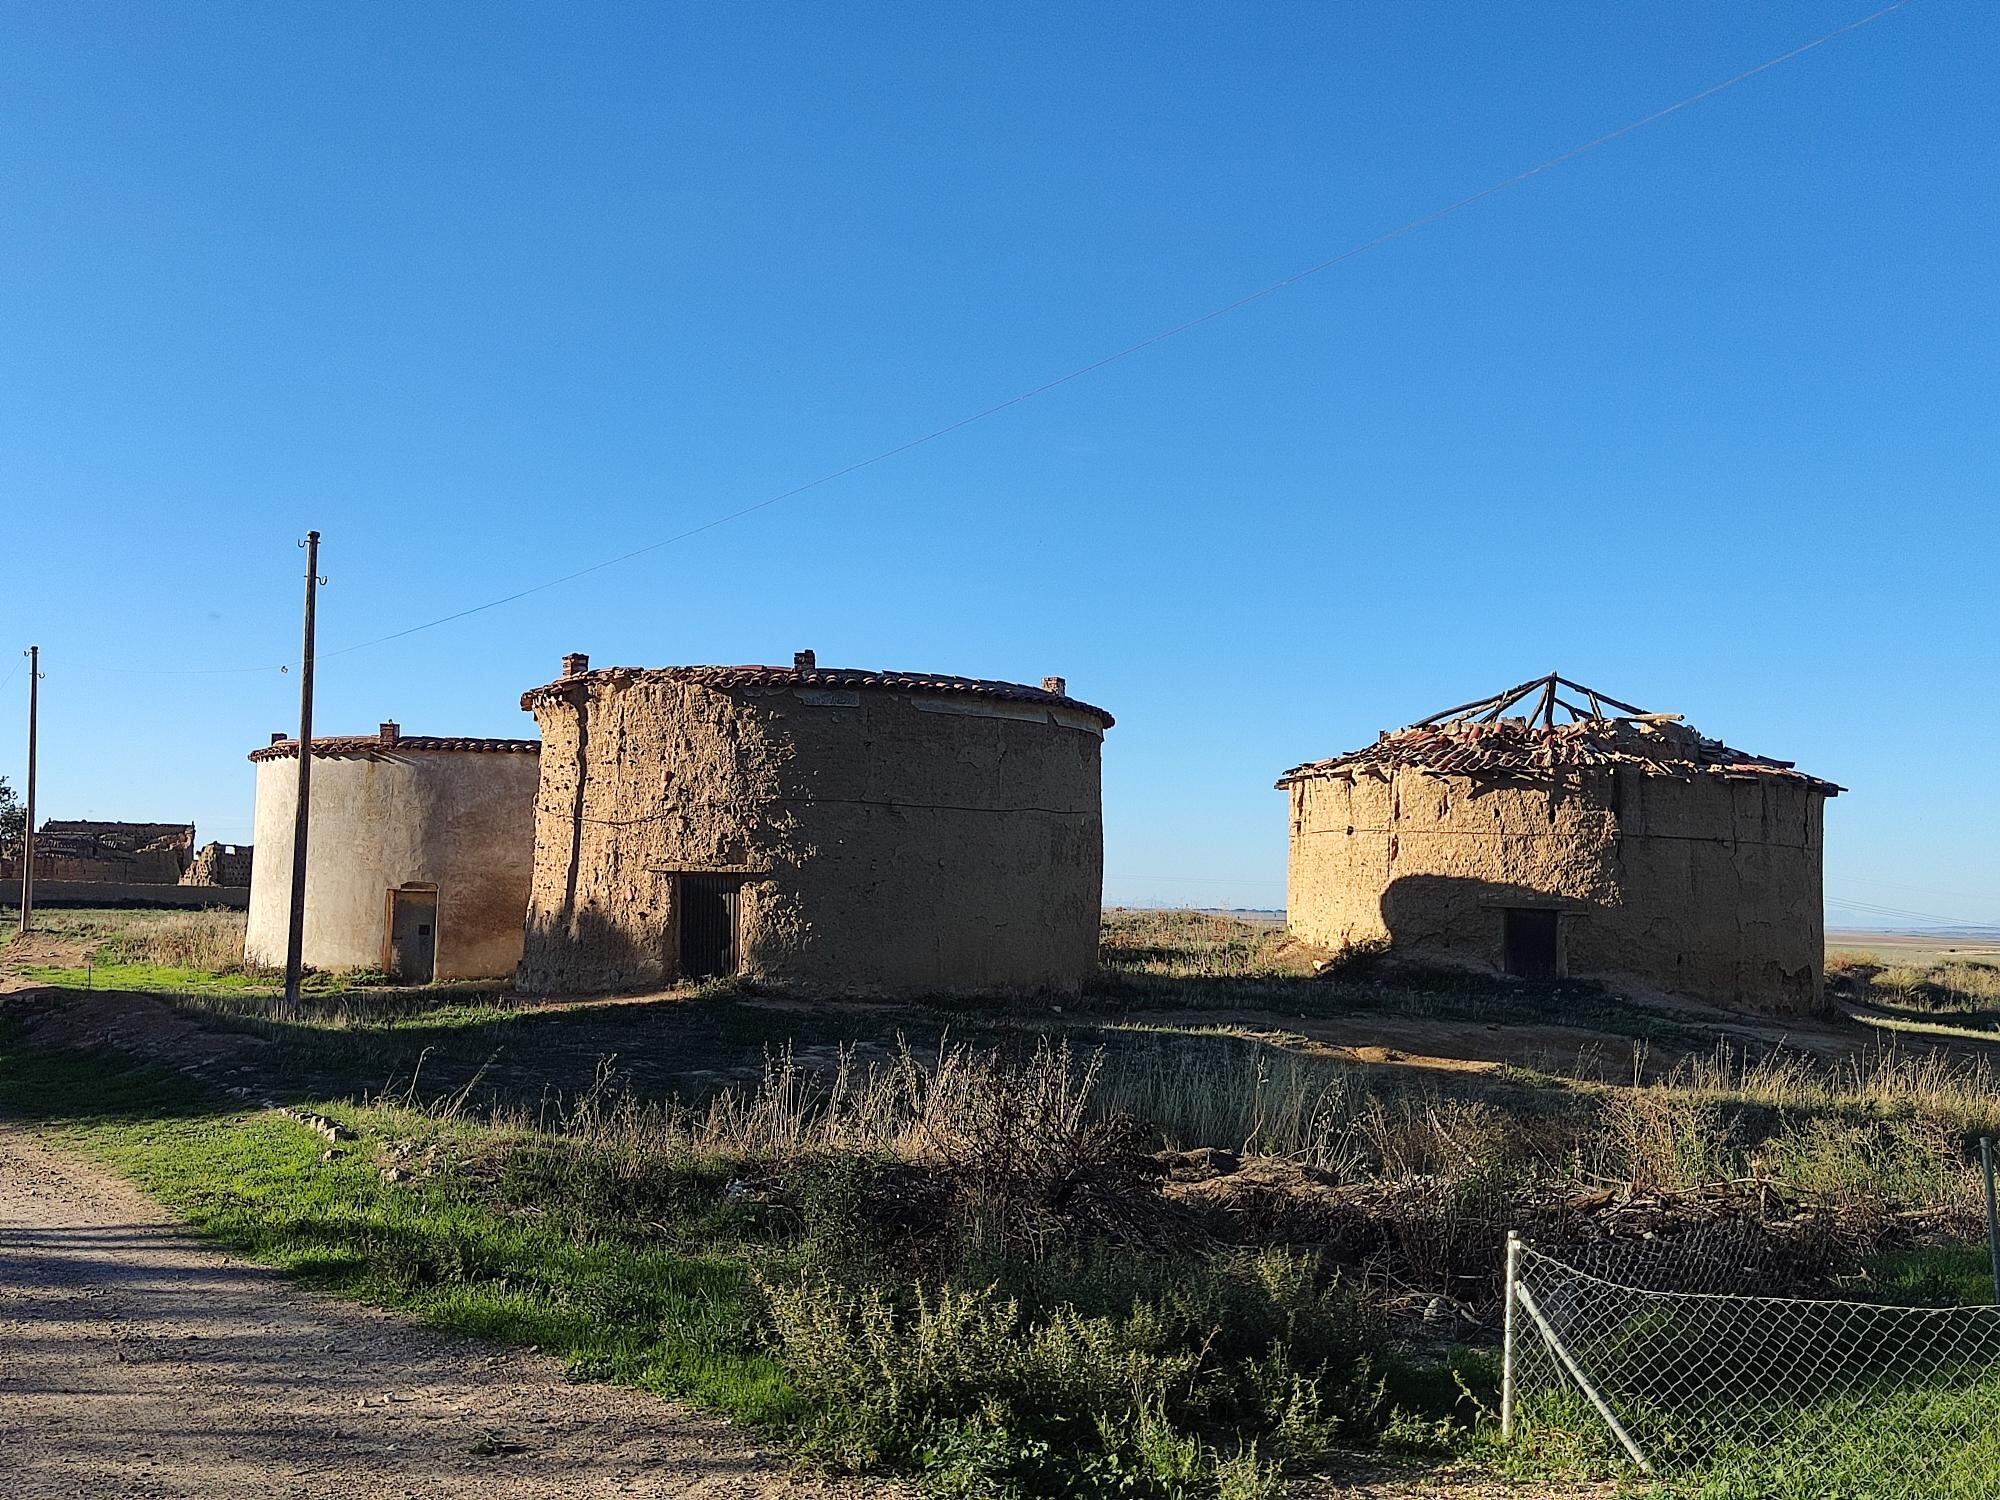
left=244, top=723, right=541, bottom=982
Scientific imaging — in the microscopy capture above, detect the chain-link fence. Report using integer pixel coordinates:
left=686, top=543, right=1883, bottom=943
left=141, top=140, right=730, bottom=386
left=1501, top=1233, right=2000, bottom=1498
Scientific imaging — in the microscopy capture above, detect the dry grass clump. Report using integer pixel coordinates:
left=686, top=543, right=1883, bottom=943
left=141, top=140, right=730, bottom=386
left=1830, top=953, right=2000, bottom=1017
left=539, top=1039, right=1173, bottom=1258
left=99, top=909, right=248, bottom=971
left=1881, top=961, right=2000, bottom=1010
left=1600, top=1089, right=1736, bottom=1192
left=1094, top=1036, right=1364, bottom=1170
left=15, top=906, right=248, bottom=972
left=482, top=1041, right=1402, bottom=1494
left=496, top=1031, right=2000, bottom=1289
left=1669, top=1043, right=2000, bottom=1132
left=1097, top=909, right=1320, bottom=987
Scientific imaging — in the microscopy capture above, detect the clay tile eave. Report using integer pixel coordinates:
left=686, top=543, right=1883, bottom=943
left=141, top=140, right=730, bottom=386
left=249, top=735, right=542, bottom=763
left=518, top=663, right=1115, bottom=728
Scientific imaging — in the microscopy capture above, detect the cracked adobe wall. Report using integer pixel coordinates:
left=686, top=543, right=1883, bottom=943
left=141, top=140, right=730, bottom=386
left=1287, top=768, right=1826, bottom=1013
left=517, top=676, right=1106, bottom=994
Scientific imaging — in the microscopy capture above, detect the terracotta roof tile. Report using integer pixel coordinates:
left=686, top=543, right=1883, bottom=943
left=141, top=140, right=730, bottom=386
left=1276, top=715, right=1840, bottom=795
left=250, top=735, right=540, bottom=763
left=520, top=664, right=1114, bottom=726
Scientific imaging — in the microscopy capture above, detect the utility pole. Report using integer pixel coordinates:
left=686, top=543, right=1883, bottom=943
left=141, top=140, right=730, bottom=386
left=283, top=533, right=321, bottom=1007
left=17, top=645, right=37, bottom=936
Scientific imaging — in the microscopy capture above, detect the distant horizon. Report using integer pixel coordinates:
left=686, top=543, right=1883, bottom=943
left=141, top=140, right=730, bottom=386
left=1107, top=905, right=2000, bottom=940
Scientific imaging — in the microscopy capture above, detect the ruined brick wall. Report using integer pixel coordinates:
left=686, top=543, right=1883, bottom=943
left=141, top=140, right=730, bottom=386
left=11, top=821, right=195, bottom=883
left=1286, top=767, right=1827, bottom=1014
left=183, top=841, right=253, bottom=887
left=516, top=677, right=1105, bottom=995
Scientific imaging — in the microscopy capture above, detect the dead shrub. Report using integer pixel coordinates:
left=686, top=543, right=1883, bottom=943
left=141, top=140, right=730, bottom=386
left=903, top=1038, right=1166, bottom=1253
left=1756, top=1114, right=1983, bottom=1228
left=1600, top=1088, right=1738, bottom=1191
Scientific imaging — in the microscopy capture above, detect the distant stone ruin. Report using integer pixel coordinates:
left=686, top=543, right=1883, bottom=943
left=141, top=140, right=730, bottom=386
left=1, top=820, right=196, bottom=884
left=183, top=841, right=254, bottom=888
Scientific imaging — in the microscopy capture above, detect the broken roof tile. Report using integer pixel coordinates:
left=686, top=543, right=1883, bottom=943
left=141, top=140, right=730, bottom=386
left=1276, top=712, right=1840, bottom=795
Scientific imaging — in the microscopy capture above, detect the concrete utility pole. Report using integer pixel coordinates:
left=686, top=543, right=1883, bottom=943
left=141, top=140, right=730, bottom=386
left=17, top=645, right=37, bottom=936
left=283, top=533, right=321, bottom=1007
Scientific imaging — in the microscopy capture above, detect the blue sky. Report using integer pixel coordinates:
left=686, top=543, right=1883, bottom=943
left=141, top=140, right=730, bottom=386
left=1, top=2, right=1993, bottom=924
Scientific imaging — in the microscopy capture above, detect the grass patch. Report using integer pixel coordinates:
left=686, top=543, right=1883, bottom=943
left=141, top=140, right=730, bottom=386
left=0, top=1026, right=1478, bottom=1496
left=12, top=907, right=2000, bottom=1496
left=1866, top=1242, right=1998, bottom=1308
left=0, top=1024, right=798, bottom=1424
left=20, top=960, right=265, bottom=993
left=1090, top=909, right=1701, bottom=1041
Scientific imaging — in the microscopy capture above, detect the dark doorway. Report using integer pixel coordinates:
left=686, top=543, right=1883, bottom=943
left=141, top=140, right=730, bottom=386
left=677, top=874, right=740, bottom=980
left=388, top=885, right=438, bottom=984
left=1502, top=907, right=1560, bottom=980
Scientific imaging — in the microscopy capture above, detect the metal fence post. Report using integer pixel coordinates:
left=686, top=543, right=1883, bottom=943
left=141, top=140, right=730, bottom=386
left=1501, top=1230, right=1521, bottom=1441
left=1514, top=1281, right=1654, bottom=1475
left=1982, top=1135, right=2000, bottom=1306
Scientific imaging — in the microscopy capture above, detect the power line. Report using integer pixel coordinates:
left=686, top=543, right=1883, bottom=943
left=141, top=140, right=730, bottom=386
left=87, top=0, right=1914, bottom=676
left=1836, top=875, right=2000, bottom=910
left=1826, top=894, right=1997, bottom=928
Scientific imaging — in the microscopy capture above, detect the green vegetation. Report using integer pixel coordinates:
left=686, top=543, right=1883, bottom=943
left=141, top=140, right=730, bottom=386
left=0, top=1031, right=798, bottom=1422
left=0, top=773, right=23, bottom=845
left=1493, top=1380, right=2000, bottom=1500
left=5, top=907, right=2000, bottom=1497
left=1830, top=950, right=2000, bottom=1034
left=1866, top=1242, right=1998, bottom=1308
left=0, top=1025, right=1483, bottom=1497
left=17, top=959, right=264, bottom=993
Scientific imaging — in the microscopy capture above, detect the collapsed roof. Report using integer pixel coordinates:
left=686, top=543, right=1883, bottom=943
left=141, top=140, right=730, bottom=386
left=1275, top=673, right=1842, bottom=795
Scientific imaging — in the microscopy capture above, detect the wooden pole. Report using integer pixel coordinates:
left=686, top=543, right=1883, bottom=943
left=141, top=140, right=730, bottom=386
left=1532, top=674, right=1558, bottom=729
left=17, top=645, right=37, bottom=936
left=1555, top=676, right=1651, bottom=717
left=283, top=532, right=320, bottom=1007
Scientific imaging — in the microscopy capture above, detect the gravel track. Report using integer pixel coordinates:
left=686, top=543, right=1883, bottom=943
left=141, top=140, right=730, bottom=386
left=0, top=1124, right=858, bottom=1499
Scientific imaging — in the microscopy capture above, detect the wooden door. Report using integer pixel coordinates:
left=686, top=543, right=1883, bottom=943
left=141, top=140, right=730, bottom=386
left=389, top=886, right=438, bottom=984
left=677, top=875, right=738, bottom=980
left=1502, top=907, right=1559, bottom=981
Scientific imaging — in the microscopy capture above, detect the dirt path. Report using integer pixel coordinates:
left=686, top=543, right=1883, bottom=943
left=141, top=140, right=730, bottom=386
left=0, top=929, right=94, bottom=993
left=0, top=1125, right=858, bottom=1499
